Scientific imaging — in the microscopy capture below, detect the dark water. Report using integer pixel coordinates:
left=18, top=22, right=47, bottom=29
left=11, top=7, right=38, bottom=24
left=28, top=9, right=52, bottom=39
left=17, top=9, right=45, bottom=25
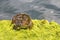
left=0, top=0, right=60, bottom=23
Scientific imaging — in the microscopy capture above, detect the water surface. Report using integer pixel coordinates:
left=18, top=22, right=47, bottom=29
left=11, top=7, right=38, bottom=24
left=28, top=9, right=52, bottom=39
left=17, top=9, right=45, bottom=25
left=0, top=0, right=60, bottom=23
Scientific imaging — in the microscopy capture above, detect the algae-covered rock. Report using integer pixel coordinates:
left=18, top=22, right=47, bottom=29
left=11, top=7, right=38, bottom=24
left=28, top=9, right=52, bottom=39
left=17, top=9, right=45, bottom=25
left=0, top=20, right=60, bottom=40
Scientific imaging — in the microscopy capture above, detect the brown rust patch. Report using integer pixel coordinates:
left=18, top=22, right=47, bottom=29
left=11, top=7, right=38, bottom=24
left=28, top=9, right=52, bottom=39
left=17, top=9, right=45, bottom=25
left=12, top=13, right=33, bottom=30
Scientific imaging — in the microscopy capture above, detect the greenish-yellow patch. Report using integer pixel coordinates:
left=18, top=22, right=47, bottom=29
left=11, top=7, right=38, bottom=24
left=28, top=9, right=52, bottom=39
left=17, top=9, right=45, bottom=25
left=0, top=20, right=60, bottom=40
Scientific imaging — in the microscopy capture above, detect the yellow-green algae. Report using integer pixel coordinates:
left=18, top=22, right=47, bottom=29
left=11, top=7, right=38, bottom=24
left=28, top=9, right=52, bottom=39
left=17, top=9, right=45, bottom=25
left=0, top=20, right=60, bottom=40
